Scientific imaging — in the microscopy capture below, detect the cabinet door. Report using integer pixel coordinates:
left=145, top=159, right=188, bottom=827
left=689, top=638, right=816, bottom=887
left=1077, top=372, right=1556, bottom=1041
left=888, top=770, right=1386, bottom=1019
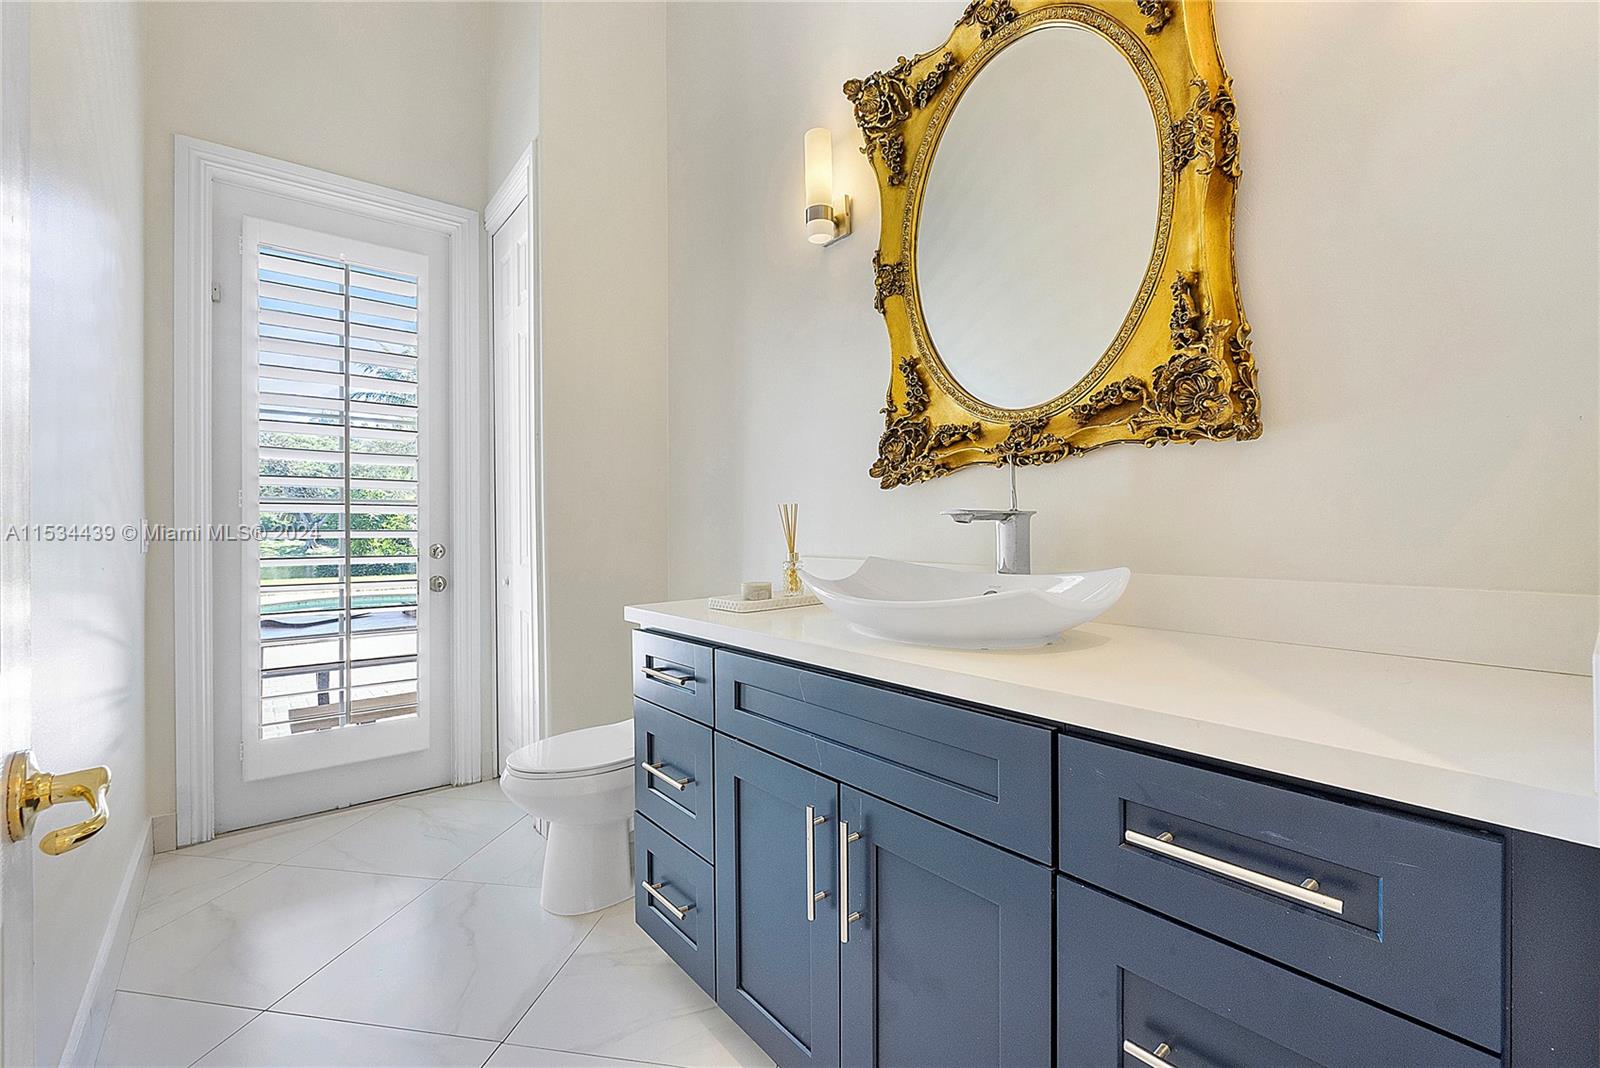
left=840, top=788, right=1052, bottom=1068
left=714, top=735, right=841, bottom=1068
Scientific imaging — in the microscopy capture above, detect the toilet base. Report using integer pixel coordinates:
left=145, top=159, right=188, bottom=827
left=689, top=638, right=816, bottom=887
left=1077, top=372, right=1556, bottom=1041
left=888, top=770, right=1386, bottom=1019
left=540, top=817, right=633, bottom=915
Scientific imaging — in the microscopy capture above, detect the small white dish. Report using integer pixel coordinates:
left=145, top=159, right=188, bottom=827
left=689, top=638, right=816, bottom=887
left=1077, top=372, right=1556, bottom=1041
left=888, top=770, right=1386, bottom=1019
left=800, top=557, right=1129, bottom=650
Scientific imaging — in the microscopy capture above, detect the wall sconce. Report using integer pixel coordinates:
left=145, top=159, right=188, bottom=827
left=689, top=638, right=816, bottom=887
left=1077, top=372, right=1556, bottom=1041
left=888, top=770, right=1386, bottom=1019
left=804, top=127, right=852, bottom=247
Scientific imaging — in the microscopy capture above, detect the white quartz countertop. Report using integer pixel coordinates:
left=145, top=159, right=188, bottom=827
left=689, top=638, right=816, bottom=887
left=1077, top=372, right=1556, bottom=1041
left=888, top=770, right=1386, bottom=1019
left=625, top=600, right=1600, bottom=847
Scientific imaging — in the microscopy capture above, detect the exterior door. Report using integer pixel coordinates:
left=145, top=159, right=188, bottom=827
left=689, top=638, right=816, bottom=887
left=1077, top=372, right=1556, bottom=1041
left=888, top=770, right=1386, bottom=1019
left=714, top=735, right=841, bottom=1068
left=839, top=788, right=1052, bottom=1068
left=211, top=184, right=455, bottom=832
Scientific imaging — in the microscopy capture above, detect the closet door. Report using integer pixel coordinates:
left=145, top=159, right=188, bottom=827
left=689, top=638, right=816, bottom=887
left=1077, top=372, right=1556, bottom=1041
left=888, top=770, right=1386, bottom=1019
left=714, top=736, right=840, bottom=1068
left=839, top=788, right=1052, bottom=1067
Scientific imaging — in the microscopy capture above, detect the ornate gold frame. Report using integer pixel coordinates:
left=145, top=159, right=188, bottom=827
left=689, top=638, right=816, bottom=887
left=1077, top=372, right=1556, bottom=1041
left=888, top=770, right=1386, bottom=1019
left=847, top=0, right=1258, bottom=488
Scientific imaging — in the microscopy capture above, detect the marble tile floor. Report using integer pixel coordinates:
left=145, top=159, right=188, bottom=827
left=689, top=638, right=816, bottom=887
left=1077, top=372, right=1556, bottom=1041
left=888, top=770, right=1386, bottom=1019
left=95, top=783, right=772, bottom=1068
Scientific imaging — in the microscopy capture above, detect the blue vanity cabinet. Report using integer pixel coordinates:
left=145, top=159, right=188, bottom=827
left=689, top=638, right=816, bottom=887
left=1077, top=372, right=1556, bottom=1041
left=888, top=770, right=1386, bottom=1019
left=630, top=628, right=1587, bottom=1067
left=714, top=735, right=842, bottom=1068
left=838, top=788, right=1052, bottom=1068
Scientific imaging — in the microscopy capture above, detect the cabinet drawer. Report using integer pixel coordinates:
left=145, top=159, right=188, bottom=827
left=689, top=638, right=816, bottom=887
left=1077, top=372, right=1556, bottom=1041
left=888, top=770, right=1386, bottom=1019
left=1059, top=736, right=1505, bottom=1052
left=716, top=650, right=1052, bottom=861
left=633, top=630, right=714, bottom=725
left=634, top=698, right=714, bottom=861
left=635, top=815, right=716, bottom=997
left=1056, top=878, right=1498, bottom=1068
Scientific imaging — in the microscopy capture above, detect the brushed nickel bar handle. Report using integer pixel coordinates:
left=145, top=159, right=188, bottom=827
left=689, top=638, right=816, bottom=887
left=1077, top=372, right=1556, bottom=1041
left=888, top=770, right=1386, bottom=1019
left=1122, top=1040, right=1174, bottom=1067
left=641, top=665, right=693, bottom=687
left=838, top=820, right=862, bottom=943
left=1124, top=829, right=1345, bottom=916
left=641, top=761, right=692, bottom=791
left=805, top=805, right=828, bottom=922
left=641, top=880, right=693, bottom=920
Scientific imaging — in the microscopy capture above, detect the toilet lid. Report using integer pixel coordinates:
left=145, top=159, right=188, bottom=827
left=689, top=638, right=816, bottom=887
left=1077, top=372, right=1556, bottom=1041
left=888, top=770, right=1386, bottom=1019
left=504, top=719, right=633, bottom=778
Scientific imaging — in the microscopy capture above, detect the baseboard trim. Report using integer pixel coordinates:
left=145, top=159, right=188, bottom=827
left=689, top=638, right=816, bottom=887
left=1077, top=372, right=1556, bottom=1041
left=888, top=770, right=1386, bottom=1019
left=152, top=811, right=176, bottom=854
left=59, top=819, right=151, bottom=1067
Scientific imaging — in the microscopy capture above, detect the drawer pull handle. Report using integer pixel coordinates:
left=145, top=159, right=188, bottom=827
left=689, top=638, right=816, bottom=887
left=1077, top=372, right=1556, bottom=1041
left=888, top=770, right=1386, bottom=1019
left=642, top=880, right=694, bottom=920
left=839, top=821, right=863, bottom=944
left=1122, top=1040, right=1174, bottom=1067
left=1124, top=829, right=1345, bottom=916
left=641, top=761, right=692, bottom=791
left=641, top=665, right=694, bottom=687
left=805, top=805, right=828, bottom=921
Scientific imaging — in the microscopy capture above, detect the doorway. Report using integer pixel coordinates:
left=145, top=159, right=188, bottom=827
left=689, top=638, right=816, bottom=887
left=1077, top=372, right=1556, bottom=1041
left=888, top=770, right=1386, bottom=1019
left=174, top=140, right=488, bottom=841
left=488, top=145, right=544, bottom=766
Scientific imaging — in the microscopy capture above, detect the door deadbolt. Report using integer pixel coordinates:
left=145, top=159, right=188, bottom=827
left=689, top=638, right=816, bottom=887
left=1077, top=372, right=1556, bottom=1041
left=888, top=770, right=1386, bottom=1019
left=429, top=575, right=448, bottom=592
left=429, top=543, right=447, bottom=560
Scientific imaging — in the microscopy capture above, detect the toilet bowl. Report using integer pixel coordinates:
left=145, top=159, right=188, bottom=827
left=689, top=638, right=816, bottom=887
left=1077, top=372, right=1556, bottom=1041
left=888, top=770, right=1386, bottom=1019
left=500, top=719, right=634, bottom=916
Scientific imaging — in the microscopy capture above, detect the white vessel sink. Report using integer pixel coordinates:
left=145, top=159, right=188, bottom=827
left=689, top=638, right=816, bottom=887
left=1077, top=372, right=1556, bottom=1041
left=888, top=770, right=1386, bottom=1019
left=800, top=557, right=1130, bottom=650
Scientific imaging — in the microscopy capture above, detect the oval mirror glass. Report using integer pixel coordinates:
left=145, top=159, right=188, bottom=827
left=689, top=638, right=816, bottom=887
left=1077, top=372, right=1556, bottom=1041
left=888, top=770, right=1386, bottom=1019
left=916, top=24, right=1160, bottom=412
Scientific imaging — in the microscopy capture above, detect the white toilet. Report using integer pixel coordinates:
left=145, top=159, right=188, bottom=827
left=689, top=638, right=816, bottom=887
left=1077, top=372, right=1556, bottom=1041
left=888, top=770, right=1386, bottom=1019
left=500, top=719, right=635, bottom=916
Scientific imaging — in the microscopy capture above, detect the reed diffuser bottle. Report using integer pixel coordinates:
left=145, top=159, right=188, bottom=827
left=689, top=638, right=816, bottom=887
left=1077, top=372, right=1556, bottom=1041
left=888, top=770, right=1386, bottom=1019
left=779, top=503, right=803, bottom=595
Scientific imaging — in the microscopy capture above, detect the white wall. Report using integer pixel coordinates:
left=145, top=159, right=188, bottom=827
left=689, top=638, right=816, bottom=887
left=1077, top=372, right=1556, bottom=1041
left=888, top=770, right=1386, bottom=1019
left=29, top=3, right=148, bottom=1062
left=486, top=0, right=540, bottom=196
left=539, top=3, right=670, bottom=734
left=140, top=2, right=494, bottom=838
left=664, top=3, right=1599, bottom=619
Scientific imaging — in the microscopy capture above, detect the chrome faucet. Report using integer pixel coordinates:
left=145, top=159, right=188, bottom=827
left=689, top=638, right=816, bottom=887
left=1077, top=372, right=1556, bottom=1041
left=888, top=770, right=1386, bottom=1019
left=942, top=463, right=1035, bottom=575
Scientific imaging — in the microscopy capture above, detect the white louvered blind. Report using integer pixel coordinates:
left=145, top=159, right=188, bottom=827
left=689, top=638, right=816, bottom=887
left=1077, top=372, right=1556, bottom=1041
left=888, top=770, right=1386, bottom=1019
left=252, top=242, right=423, bottom=740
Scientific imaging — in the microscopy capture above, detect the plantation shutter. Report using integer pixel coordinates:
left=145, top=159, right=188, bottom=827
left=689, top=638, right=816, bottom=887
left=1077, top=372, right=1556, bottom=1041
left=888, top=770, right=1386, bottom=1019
left=251, top=242, right=424, bottom=739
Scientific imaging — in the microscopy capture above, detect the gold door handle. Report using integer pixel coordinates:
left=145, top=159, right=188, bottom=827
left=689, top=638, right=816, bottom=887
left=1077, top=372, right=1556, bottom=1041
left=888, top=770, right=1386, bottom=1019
left=6, top=751, right=111, bottom=856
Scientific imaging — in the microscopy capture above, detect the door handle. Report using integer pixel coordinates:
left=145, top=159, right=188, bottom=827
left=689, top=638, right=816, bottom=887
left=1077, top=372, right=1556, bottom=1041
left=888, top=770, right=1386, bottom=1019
left=838, top=820, right=862, bottom=943
left=5, top=751, right=111, bottom=856
left=805, top=805, right=828, bottom=921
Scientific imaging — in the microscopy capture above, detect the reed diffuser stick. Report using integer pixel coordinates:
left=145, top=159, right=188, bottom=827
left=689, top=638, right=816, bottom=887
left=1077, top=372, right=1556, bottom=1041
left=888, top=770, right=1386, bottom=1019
left=779, top=503, right=802, bottom=594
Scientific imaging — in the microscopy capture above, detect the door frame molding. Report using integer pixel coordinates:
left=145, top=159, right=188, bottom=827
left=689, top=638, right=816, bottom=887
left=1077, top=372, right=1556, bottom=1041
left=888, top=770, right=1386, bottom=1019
left=173, top=136, right=486, bottom=846
left=485, top=143, right=549, bottom=757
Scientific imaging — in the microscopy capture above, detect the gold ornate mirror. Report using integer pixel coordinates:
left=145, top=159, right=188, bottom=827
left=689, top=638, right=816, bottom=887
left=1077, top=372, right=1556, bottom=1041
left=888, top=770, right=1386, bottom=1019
left=848, top=0, right=1258, bottom=488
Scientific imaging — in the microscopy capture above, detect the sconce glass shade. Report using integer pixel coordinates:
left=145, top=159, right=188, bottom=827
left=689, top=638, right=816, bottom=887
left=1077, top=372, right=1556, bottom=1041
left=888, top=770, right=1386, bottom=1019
left=805, top=127, right=836, bottom=244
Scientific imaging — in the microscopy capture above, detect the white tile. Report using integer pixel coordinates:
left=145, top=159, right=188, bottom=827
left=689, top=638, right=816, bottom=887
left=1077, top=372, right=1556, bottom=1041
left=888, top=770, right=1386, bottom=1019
left=489, top=1045, right=671, bottom=1068
left=193, top=1012, right=496, bottom=1067
left=118, top=865, right=432, bottom=1009
left=179, top=806, right=385, bottom=864
left=94, top=991, right=256, bottom=1068
left=285, top=794, right=523, bottom=879
left=275, top=880, right=599, bottom=1041
left=446, top=817, right=546, bottom=887
left=133, top=855, right=272, bottom=939
left=509, top=907, right=773, bottom=1068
